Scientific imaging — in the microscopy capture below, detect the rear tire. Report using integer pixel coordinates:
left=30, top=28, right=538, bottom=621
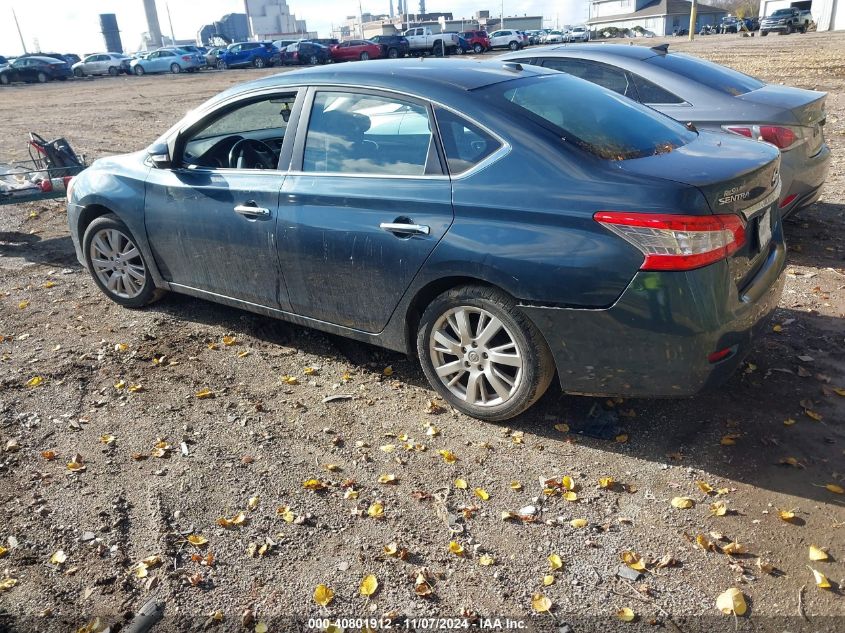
left=761, top=30, right=768, bottom=36
left=416, top=285, right=555, bottom=422
left=360, top=51, right=370, bottom=61
left=82, top=215, right=166, bottom=309
left=36, top=72, right=48, bottom=83
left=387, top=47, right=398, bottom=58
left=309, top=54, right=319, bottom=65
left=455, top=46, right=465, bottom=55
left=0, top=74, right=10, bottom=85
left=170, top=63, right=181, bottom=74
left=473, top=43, right=483, bottom=54
left=253, top=57, right=265, bottom=68
left=217, top=60, right=228, bottom=70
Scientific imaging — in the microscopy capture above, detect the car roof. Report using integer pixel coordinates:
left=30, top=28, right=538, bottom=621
left=541, top=43, right=660, bottom=60
left=22, top=56, right=64, bottom=62
left=228, top=59, right=555, bottom=96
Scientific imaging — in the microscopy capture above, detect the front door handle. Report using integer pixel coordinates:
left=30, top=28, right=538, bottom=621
left=234, top=203, right=270, bottom=217
left=379, top=222, right=430, bottom=236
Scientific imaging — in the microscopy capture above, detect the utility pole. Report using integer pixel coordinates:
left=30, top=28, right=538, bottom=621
left=689, top=0, right=697, bottom=41
left=165, top=2, right=176, bottom=46
left=501, top=1, right=505, bottom=29
left=12, top=8, right=28, bottom=53
left=358, top=0, right=364, bottom=39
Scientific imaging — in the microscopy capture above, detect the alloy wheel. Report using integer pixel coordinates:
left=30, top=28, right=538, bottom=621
left=89, top=228, right=146, bottom=299
left=429, top=306, right=523, bottom=407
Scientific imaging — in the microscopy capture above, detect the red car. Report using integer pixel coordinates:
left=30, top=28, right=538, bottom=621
left=330, top=40, right=382, bottom=62
left=459, top=30, right=491, bottom=53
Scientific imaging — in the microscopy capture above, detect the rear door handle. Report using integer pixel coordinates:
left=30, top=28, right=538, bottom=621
left=379, top=222, right=430, bottom=236
left=234, top=203, right=270, bottom=217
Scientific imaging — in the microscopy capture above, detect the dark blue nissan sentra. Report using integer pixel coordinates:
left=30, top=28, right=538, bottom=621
left=67, top=59, right=785, bottom=421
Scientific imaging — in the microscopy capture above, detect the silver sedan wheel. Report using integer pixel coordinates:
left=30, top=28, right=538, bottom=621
left=89, top=228, right=146, bottom=299
left=429, top=306, right=523, bottom=407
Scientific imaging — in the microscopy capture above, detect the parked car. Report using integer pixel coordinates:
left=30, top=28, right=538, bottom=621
left=744, top=17, right=761, bottom=31
left=330, top=39, right=382, bottom=62
left=369, top=34, right=411, bottom=58
left=566, top=26, right=591, bottom=42
left=718, top=16, right=742, bottom=33
left=760, top=7, right=812, bottom=35
left=130, top=48, right=203, bottom=75
left=488, top=29, right=524, bottom=50
left=72, top=52, right=132, bottom=77
left=459, top=30, right=490, bottom=53
left=282, top=41, right=329, bottom=65
left=178, top=45, right=207, bottom=56
left=217, top=41, right=280, bottom=69
left=272, top=39, right=297, bottom=53
left=204, top=47, right=223, bottom=69
left=21, top=52, right=80, bottom=65
left=402, top=27, right=460, bottom=55
left=67, top=59, right=786, bottom=421
left=454, top=36, right=473, bottom=55
left=0, top=55, right=8, bottom=70
left=542, top=30, right=565, bottom=43
left=501, top=44, right=830, bottom=216
left=0, top=55, right=72, bottom=84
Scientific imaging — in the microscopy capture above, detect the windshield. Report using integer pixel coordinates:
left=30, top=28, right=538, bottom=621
left=477, top=74, right=695, bottom=160
left=646, top=52, right=764, bottom=96
left=771, top=9, right=792, bottom=16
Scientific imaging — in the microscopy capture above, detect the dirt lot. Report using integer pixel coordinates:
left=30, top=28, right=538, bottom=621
left=1, top=32, right=844, bottom=633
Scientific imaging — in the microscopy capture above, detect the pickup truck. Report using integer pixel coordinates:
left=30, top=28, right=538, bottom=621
left=760, top=8, right=812, bottom=35
left=402, top=27, right=460, bottom=55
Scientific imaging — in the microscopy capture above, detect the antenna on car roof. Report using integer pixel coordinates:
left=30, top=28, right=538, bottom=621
left=651, top=43, right=669, bottom=54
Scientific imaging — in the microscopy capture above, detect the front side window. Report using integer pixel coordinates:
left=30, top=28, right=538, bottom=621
left=181, top=94, right=296, bottom=169
left=434, top=107, right=502, bottom=175
left=303, top=91, right=437, bottom=176
left=479, top=74, right=696, bottom=160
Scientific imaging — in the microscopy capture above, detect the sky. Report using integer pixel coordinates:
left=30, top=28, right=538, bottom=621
left=0, top=1, right=589, bottom=56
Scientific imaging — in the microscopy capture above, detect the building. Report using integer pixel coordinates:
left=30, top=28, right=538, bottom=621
left=243, top=0, right=313, bottom=39
left=587, top=0, right=727, bottom=36
left=197, top=13, right=251, bottom=46
left=758, top=0, right=845, bottom=31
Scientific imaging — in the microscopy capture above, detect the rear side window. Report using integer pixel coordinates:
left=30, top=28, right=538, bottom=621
left=435, top=108, right=502, bottom=174
left=480, top=74, right=695, bottom=161
left=629, top=73, right=685, bottom=104
left=541, top=58, right=636, bottom=99
left=646, top=53, right=764, bottom=96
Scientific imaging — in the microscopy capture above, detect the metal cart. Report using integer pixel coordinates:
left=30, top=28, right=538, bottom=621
left=0, top=133, right=85, bottom=206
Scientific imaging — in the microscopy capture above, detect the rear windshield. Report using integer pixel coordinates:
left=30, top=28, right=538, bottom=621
left=646, top=53, right=764, bottom=96
left=477, top=74, right=695, bottom=160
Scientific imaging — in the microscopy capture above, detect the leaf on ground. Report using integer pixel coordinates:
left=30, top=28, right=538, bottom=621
left=127, top=384, right=144, bottom=393
left=808, top=545, right=829, bottom=561
left=303, top=479, right=328, bottom=491
left=710, top=501, right=728, bottom=516
left=548, top=554, right=563, bottom=571
left=671, top=497, right=695, bottom=509
left=99, top=434, right=116, bottom=445
left=280, top=375, right=298, bottom=385
left=414, top=572, right=432, bottom=596
left=510, top=481, right=522, bottom=490
left=777, top=509, right=798, bottom=522
left=599, top=477, right=615, bottom=489
left=50, top=550, right=67, bottom=565
left=25, top=376, right=43, bottom=388
left=716, top=588, right=747, bottom=616
left=616, top=607, right=636, bottom=622
left=474, top=487, right=489, bottom=501
left=195, top=388, right=215, bottom=399
left=359, top=574, right=378, bottom=597
left=824, top=483, right=844, bottom=494
left=367, top=502, right=384, bottom=519
left=41, top=450, right=56, bottom=461
left=783, top=418, right=796, bottom=426
left=809, top=567, right=831, bottom=589
left=621, top=551, right=646, bottom=571
left=114, top=380, right=126, bottom=390
left=563, top=491, right=578, bottom=502
left=222, top=336, right=237, bottom=346
left=114, top=343, right=129, bottom=352
left=531, top=594, right=552, bottom=613
left=542, top=574, right=554, bottom=586
left=554, top=423, right=570, bottom=433
left=438, top=449, right=458, bottom=463
left=570, top=518, right=588, bottom=529
left=696, top=480, right=714, bottom=494
left=255, top=623, right=268, bottom=633
left=804, top=409, right=822, bottom=421
left=0, top=578, right=18, bottom=591
left=720, top=434, right=740, bottom=446
left=722, top=542, right=747, bottom=556
left=479, top=554, right=495, bottom=566
left=313, top=583, right=334, bottom=606
left=187, top=534, right=208, bottom=546
left=454, top=478, right=468, bottom=489
left=247, top=496, right=259, bottom=510
left=448, top=541, right=464, bottom=556
left=18, top=300, right=29, bottom=310
left=378, top=473, right=398, bottom=484
left=66, top=461, right=86, bottom=472
left=383, top=366, right=394, bottom=376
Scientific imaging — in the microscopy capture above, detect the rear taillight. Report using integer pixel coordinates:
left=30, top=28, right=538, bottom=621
left=182, top=55, right=191, bottom=61
left=594, top=212, right=746, bottom=271
left=779, top=194, right=797, bottom=209
left=724, top=125, right=800, bottom=150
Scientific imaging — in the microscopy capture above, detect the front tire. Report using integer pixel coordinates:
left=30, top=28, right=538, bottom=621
left=360, top=51, right=370, bottom=61
left=387, top=47, right=399, bottom=58
left=83, top=215, right=165, bottom=308
left=416, top=285, right=555, bottom=422
left=473, top=43, right=483, bottom=54
left=170, top=63, right=181, bottom=74
left=73, top=68, right=84, bottom=77
left=508, top=40, right=519, bottom=51
left=217, top=60, right=228, bottom=70
left=0, top=74, right=9, bottom=85
left=134, top=65, right=145, bottom=75
left=761, top=30, right=768, bottom=36
left=253, top=57, right=265, bottom=68
left=36, top=72, right=48, bottom=83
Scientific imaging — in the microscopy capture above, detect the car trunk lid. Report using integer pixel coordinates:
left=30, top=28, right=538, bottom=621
left=734, top=84, right=826, bottom=155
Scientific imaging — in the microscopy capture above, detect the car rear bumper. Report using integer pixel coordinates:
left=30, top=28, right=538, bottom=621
left=521, top=233, right=786, bottom=398
left=779, top=142, right=830, bottom=216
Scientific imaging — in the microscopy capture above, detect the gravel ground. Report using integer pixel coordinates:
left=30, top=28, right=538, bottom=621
left=0, top=32, right=844, bottom=633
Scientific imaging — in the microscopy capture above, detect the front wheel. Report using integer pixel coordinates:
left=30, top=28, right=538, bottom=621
left=455, top=46, right=465, bottom=55
left=387, top=47, right=398, bottom=58
left=217, top=60, right=228, bottom=70
left=416, top=285, right=555, bottom=421
left=170, top=63, right=181, bottom=73
left=359, top=51, right=370, bottom=61
left=508, top=41, right=519, bottom=51
left=83, top=215, right=165, bottom=308
left=0, top=74, right=9, bottom=85
left=73, top=68, right=84, bottom=77
left=37, top=72, right=48, bottom=83
left=253, top=57, right=265, bottom=68
left=134, top=65, right=145, bottom=75
left=473, top=43, right=483, bottom=54
left=760, top=30, right=768, bottom=36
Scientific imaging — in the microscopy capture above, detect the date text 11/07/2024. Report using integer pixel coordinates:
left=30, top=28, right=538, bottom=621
left=306, top=618, right=528, bottom=630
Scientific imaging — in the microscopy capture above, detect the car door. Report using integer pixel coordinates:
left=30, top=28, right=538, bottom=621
left=144, top=90, right=302, bottom=308
left=278, top=88, right=454, bottom=332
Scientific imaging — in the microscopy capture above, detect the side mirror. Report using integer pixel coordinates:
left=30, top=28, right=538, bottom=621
left=147, top=141, right=172, bottom=169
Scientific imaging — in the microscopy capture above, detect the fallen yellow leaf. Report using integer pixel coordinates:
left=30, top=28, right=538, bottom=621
left=302, top=479, right=327, bottom=491
left=18, top=300, right=29, bottom=310
left=187, top=535, right=208, bottom=546
left=222, top=336, right=237, bottom=346
left=41, top=450, right=56, bottom=460
left=621, top=551, right=646, bottom=571
left=554, top=423, right=570, bottom=433
left=561, top=476, right=574, bottom=491
left=50, top=550, right=67, bottom=565
left=542, top=574, right=555, bottom=586
left=378, top=473, right=398, bottom=484
left=255, top=623, right=268, bottom=633
left=448, top=541, right=464, bottom=556
left=115, top=343, right=129, bottom=352
left=716, top=587, right=747, bottom=616
left=359, top=574, right=378, bottom=597
left=599, top=477, right=614, bottom=489
left=247, top=496, right=259, bottom=510
left=0, top=546, right=7, bottom=558
left=615, top=433, right=629, bottom=443
left=66, top=461, right=86, bottom=472
left=531, top=594, right=552, bottom=613
left=367, top=502, right=384, bottom=519
left=114, top=380, right=126, bottom=390
left=696, top=480, right=714, bottom=494
left=808, top=546, right=828, bottom=562
left=280, top=375, right=298, bottom=385
left=710, top=501, right=728, bottom=517
left=671, top=497, right=695, bottom=509
left=809, top=567, right=831, bottom=589
left=127, top=384, right=144, bottom=393
left=314, top=583, right=334, bottom=606
left=563, top=491, right=578, bottom=502
left=805, top=409, right=822, bottom=421
left=438, top=449, right=457, bottom=463
left=474, top=487, right=490, bottom=501
left=479, top=554, right=495, bottom=566
left=720, top=434, right=739, bottom=446
left=99, top=434, right=116, bottom=445
left=26, top=376, right=43, bottom=388
left=824, top=483, right=844, bottom=495
left=0, top=578, right=18, bottom=591
left=570, top=518, right=588, bottom=529
left=548, top=554, right=563, bottom=571
left=383, top=366, right=394, bottom=376
left=414, top=572, right=432, bottom=596
left=195, top=388, right=215, bottom=399
left=510, top=481, right=522, bottom=490
left=778, top=509, right=797, bottom=522
left=783, top=418, right=796, bottom=426
left=616, top=607, right=636, bottom=622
